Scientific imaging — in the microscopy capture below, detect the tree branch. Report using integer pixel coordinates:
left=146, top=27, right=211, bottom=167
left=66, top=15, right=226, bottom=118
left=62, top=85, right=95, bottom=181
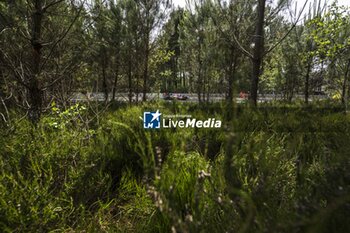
left=40, top=1, right=85, bottom=71
left=211, top=0, right=253, bottom=59
left=263, top=0, right=308, bottom=57
left=42, top=0, right=65, bottom=13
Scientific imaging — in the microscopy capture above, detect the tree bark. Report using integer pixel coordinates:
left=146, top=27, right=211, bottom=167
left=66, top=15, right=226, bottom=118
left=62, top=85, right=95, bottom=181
left=197, top=35, right=203, bottom=103
left=136, top=74, right=139, bottom=103
left=29, top=0, right=43, bottom=123
left=142, top=42, right=149, bottom=102
left=0, top=54, right=5, bottom=99
left=128, top=57, right=132, bottom=103
left=227, top=46, right=238, bottom=103
left=341, top=58, right=350, bottom=112
left=249, top=0, right=266, bottom=106
left=206, top=72, right=210, bottom=103
left=197, top=69, right=202, bottom=103
left=101, top=52, right=108, bottom=103
left=111, top=63, right=119, bottom=102
left=142, top=15, right=151, bottom=102
left=304, top=60, right=311, bottom=104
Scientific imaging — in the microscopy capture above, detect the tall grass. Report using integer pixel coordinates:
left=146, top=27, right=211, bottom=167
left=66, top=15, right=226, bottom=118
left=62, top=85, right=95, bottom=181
left=0, top=102, right=349, bottom=232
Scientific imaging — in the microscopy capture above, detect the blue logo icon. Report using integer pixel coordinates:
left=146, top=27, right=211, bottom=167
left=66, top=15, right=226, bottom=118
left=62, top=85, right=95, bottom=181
left=143, top=110, right=161, bottom=129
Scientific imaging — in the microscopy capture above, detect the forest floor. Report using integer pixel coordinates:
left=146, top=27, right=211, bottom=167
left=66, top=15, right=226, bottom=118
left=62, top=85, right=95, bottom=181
left=0, top=101, right=350, bottom=232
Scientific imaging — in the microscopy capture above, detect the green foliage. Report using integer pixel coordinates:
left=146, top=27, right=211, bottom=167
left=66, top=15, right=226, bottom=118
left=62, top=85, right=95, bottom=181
left=44, top=102, right=88, bottom=129
left=307, top=3, right=350, bottom=60
left=1, top=102, right=350, bottom=232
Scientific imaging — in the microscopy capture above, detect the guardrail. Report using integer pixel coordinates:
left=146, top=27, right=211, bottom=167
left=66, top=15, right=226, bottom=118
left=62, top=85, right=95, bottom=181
left=69, top=92, right=329, bottom=102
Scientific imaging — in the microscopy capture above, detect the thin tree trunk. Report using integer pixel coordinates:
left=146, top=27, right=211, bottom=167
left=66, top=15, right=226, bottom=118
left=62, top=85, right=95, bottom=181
left=0, top=54, right=4, bottom=99
left=288, top=85, right=294, bottom=102
left=341, top=59, right=350, bottom=112
left=227, top=46, right=238, bottom=103
left=182, top=72, right=185, bottom=89
left=304, top=60, right=311, bottom=104
left=197, top=37, right=202, bottom=103
left=136, top=74, right=139, bottom=103
left=142, top=52, right=149, bottom=101
left=29, top=0, right=43, bottom=123
left=142, top=44, right=149, bottom=102
left=128, top=58, right=132, bottom=103
left=227, top=51, right=233, bottom=102
left=111, top=63, right=119, bottom=102
left=206, top=73, right=210, bottom=103
left=250, top=0, right=266, bottom=106
left=101, top=56, right=108, bottom=103
left=175, top=58, right=178, bottom=90
left=197, top=70, right=202, bottom=103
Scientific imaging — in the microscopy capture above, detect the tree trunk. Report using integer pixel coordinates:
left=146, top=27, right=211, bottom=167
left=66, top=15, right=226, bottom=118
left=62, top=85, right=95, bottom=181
left=29, top=0, right=43, bottom=123
left=111, top=63, right=119, bottom=102
left=136, top=74, right=139, bottom=103
left=227, top=46, right=238, bottom=103
left=101, top=54, right=108, bottom=103
left=197, top=36, right=202, bottom=103
left=182, top=72, right=186, bottom=89
left=250, top=0, right=266, bottom=106
left=304, top=60, right=311, bottom=104
left=0, top=54, right=4, bottom=99
left=142, top=32, right=149, bottom=102
left=197, top=71, right=202, bottom=103
left=175, top=58, right=178, bottom=90
left=142, top=49, right=149, bottom=102
left=128, top=58, right=132, bottom=103
left=206, top=73, right=210, bottom=103
left=341, top=59, right=350, bottom=112
left=227, top=51, right=233, bottom=103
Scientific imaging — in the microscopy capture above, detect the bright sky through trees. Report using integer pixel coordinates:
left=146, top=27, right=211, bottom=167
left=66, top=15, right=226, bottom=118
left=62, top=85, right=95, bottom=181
left=172, top=0, right=350, bottom=24
left=173, top=0, right=350, bottom=10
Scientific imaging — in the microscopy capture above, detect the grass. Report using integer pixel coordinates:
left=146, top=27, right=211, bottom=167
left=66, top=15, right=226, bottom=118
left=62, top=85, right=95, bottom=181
left=0, top=101, right=349, bottom=232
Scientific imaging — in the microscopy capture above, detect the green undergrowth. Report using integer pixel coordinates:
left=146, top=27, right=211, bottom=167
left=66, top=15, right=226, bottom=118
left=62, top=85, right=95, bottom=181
left=0, top=101, right=350, bottom=232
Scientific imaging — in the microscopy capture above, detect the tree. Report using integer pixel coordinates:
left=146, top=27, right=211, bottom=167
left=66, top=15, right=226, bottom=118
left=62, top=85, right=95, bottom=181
left=307, top=2, right=350, bottom=109
left=211, top=0, right=255, bottom=103
left=0, top=0, right=86, bottom=122
left=120, top=0, right=142, bottom=102
left=227, top=0, right=307, bottom=105
left=249, top=0, right=266, bottom=105
left=137, top=0, right=171, bottom=101
left=180, top=0, right=218, bottom=102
